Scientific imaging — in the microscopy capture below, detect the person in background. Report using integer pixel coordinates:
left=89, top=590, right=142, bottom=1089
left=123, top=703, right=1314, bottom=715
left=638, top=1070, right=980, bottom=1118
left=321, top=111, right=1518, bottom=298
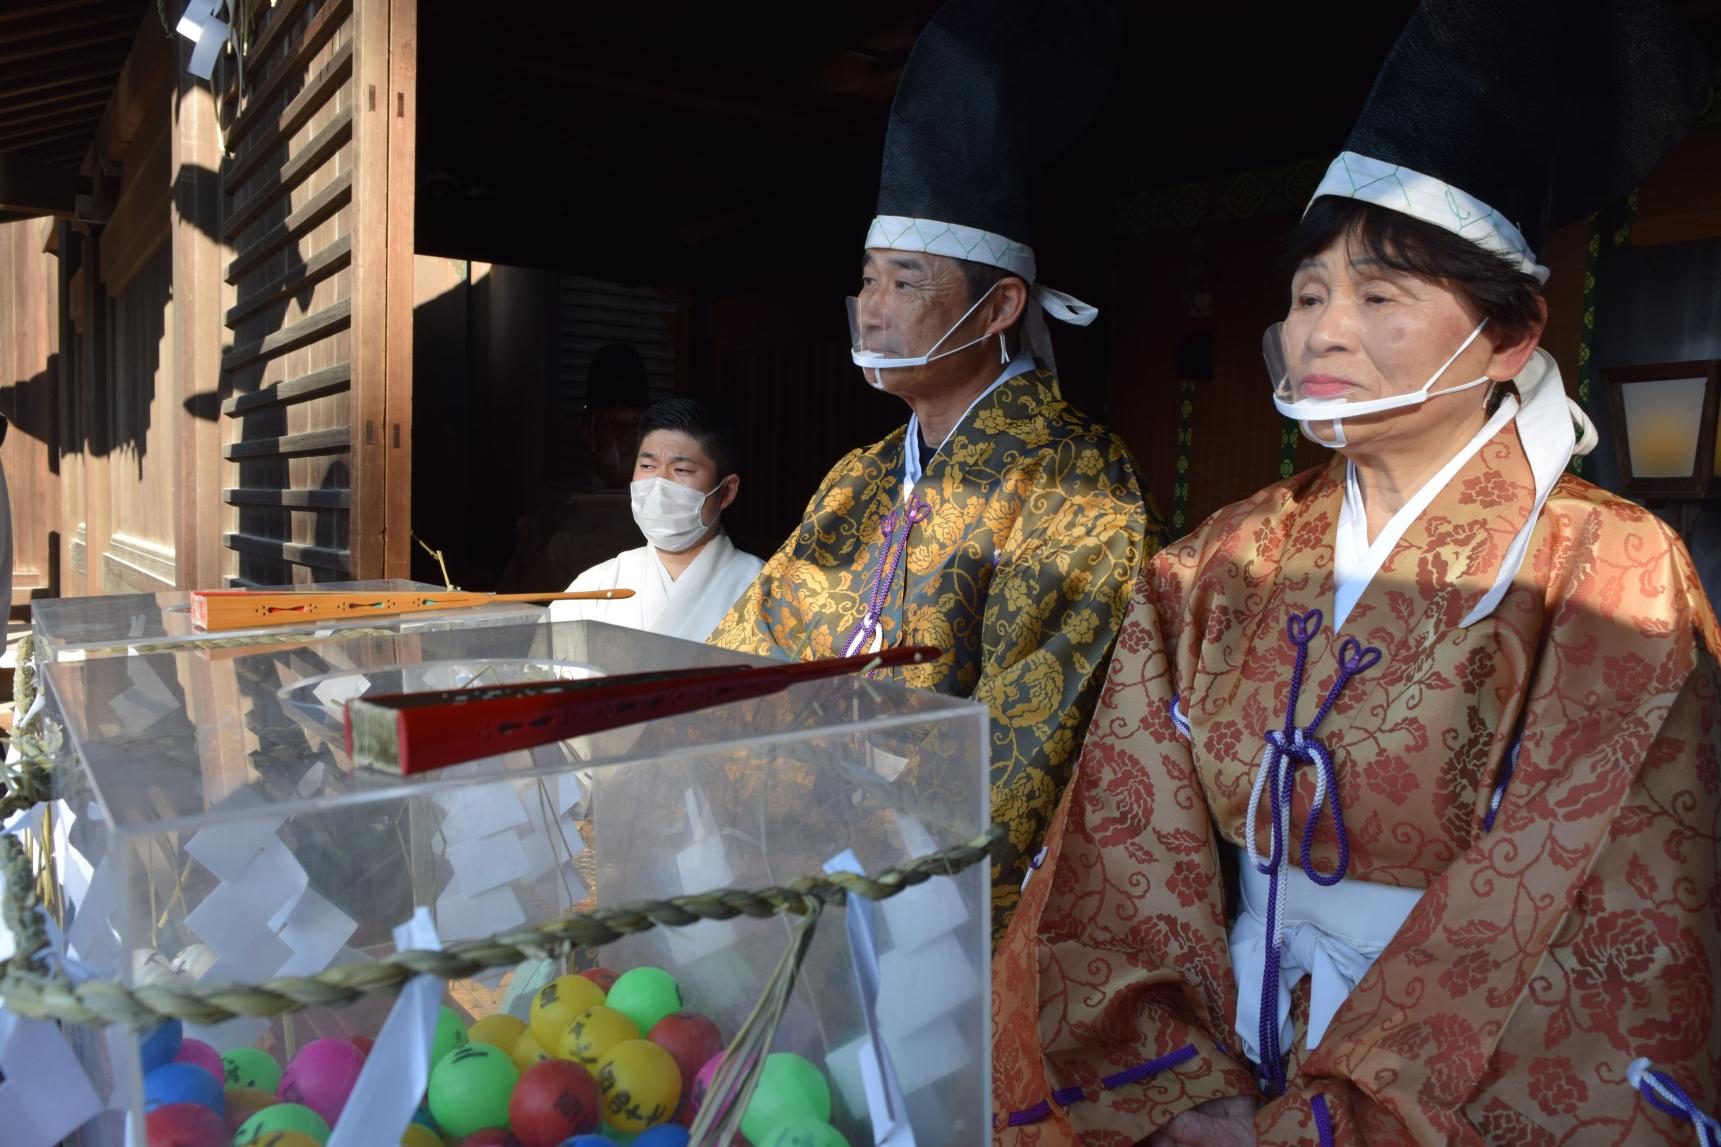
left=552, top=398, right=762, bottom=642
left=709, top=0, right=1161, bottom=938
left=498, top=344, right=652, bottom=592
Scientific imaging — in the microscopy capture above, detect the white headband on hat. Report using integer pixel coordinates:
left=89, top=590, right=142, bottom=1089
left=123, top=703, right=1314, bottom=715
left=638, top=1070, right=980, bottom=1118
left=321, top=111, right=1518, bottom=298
left=865, top=214, right=1097, bottom=373
left=1311, top=152, right=1551, bottom=284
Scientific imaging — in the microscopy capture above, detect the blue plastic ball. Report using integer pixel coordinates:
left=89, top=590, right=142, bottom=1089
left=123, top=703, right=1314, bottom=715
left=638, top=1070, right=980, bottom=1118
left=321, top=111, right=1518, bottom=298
left=632, top=1126, right=690, bottom=1147
left=143, top=1061, right=226, bottom=1115
left=412, top=1102, right=440, bottom=1131
left=558, top=1138, right=621, bottom=1147
left=139, top=1019, right=184, bottom=1072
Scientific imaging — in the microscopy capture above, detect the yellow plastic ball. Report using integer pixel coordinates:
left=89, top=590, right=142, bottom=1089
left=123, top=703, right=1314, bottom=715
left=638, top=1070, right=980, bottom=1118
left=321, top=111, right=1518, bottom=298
left=595, top=1038, right=681, bottom=1133
left=511, top=1027, right=552, bottom=1073
left=224, top=1086, right=280, bottom=1132
left=467, top=1013, right=528, bottom=1054
left=399, top=1123, right=442, bottom=1147
left=528, top=974, right=606, bottom=1051
left=557, top=1005, right=640, bottom=1068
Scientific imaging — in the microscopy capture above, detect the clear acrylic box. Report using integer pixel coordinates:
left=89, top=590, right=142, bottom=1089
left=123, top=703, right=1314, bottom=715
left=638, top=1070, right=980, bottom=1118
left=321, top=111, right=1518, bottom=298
left=39, top=618, right=991, bottom=1145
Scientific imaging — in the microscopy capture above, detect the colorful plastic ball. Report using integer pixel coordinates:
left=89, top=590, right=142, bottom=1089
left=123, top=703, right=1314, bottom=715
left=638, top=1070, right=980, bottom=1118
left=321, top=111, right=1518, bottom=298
left=173, top=1038, right=224, bottom=1082
left=145, top=1101, right=229, bottom=1147
left=456, top=1130, right=523, bottom=1146
left=400, top=1125, right=443, bottom=1147
left=436, top=1005, right=472, bottom=1066
left=646, top=1013, right=722, bottom=1095
left=224, top=1086, right=280, bottom=1132
left=234, top=1102, right=331, bottom=1144
left=140, top=1019, right=184, bottom=1072
left=530, top=975, right=607, bottom=1051
left=470, top=1012, right=528, bottom=1053
left=429, top=1041, right=521, bottom=1140
left=237, top=1133, right=323, bottom=1147
left=689, top=1052, right=732, bottom=1119
left=280, top=1038, right=366, bottom=1126
left=738, top=1054, right=830, bottom=1145
left=595, top=1039, right=681, bottom=1133
left=144, top=1062, right=227, bottom=1115
left=509, top=1058, right=604, bottom=1146
left=758, top=1119, right=850, bottom=1147
left=632, top=1125, right=691, bottom=1147
left=223, top=1047, right=283, bottom=1093
left=350, top=1035, right=376, bottom=1057
left=579, top=967, right=620, bottom=994
left=558, top=1006, right=640, bottom=1068
left=600, top=1126, right=639, bottom=1146
left=557, top=1139, right=619, bottom=1147
left=513, top=1027, right=554, bottom=1072
left=603, top=968, right=682, bottom=1035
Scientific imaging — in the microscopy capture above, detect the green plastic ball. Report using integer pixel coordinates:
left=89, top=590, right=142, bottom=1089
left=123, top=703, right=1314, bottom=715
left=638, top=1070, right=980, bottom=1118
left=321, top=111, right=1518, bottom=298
left=234, top=1101, right=332, bottom=1144
left=604, top=967, right=683, bottom=1034
left=760, top=1118, right=851, bottom=1147
left=739, top=1053, right=832, bottom=1145
left=433, top=1004, right=471, bottom=1069
left=221, top=1046, right=282, bottom=1093
left=427, top=1041, right=519, bottom=1140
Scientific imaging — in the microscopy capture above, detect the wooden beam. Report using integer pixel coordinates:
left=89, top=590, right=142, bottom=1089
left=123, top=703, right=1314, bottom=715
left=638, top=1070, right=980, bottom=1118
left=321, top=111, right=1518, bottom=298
left=0, top=115, right=104, bottom=152
left=220, top=297, right=352, bottom=371
left=224, top=233, right=351, bottom=328
left=0, top=44, right=130, bottom=102
left=222, top=427, right=350, bottom=459
left=220, top=363, right=352, bottom=415
left=224, top=167, right=350, bottom=283
left=0, top=82, right=116, bottom=120
left=225, top=487, right=351, bottom=509
left=0, top=24, right=137, bottom=69
left=0, top=105, right=108, bottom=148
left=221, top=104, right=352, bottom=239
left=223, top=532, right=353, bottom=574
left=0, top=149, right=84, bottom=215
left=382, top=0, right=415, bottom=577
left=99, top=100, right=170, bottom=296
left=348, top=0, right=389, bottom=579
left=223, top=37, right=352, bottom=192
left=83, top=8, right=174, bottom=174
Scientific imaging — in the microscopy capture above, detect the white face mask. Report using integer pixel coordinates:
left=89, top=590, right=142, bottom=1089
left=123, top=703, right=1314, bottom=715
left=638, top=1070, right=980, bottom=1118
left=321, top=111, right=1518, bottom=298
left=847, top=280, right=1001, bottom=389
left=1267, top=317, right=1492, bottom=448
left=630, top=477, right=721, bottom=553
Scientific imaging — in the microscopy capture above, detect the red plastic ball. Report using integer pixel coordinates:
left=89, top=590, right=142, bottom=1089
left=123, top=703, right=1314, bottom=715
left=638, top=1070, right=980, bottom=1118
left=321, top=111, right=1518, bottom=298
left=508, top=1059, right=603, bottom=1147
left=145, top=1102, right=229, bottom=1147
left=647, top=1013, right=724, bottom=1099
left=579, top=967, right=619, bottom=994
left=456, top=1131, right=522, bottom=1147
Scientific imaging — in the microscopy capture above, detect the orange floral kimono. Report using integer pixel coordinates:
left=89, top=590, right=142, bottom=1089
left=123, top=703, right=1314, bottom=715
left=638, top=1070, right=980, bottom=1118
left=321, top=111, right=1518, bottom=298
left=993, top=399, right=1721, bottom=1144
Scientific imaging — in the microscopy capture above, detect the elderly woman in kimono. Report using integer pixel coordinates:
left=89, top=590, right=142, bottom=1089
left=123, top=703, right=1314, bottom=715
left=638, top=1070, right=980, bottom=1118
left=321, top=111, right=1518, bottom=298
left=990, top=2, right=1719, bottom=1145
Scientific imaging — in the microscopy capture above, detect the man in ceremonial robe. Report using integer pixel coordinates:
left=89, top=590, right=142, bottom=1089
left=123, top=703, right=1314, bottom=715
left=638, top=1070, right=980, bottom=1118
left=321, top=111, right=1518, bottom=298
left=710, top=0, right=1162, bottom=935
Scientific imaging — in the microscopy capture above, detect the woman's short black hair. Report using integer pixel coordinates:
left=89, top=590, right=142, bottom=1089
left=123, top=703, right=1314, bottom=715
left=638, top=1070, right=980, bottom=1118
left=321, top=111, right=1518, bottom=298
left=1284, top=197, right=1546, bottom=346
left=637, top=397, right=740, bottom=478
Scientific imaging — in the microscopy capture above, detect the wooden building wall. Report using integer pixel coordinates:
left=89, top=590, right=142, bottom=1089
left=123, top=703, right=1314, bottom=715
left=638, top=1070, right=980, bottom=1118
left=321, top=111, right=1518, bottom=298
left=0, top=0, right=417, bottom=598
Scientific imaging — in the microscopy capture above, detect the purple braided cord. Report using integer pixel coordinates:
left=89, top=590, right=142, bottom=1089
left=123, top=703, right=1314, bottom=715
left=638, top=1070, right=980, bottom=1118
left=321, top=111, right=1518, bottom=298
left=1483, top=737, right=1523, bottom=833
left=1255, top=609, right=1380, bottom=1099
left=1000, top=1045, right=1199, bottom=1127
left=1312, top=1094, right=1335, bottom=1147
left=1640, top=1066, right=1721, bottom=1146
left=842, top=495, right=930, bottom=665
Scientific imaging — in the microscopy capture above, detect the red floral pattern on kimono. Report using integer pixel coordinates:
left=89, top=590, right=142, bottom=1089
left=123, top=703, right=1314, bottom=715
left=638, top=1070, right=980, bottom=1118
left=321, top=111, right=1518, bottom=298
left=992, top=424, right=1721, bottom=1145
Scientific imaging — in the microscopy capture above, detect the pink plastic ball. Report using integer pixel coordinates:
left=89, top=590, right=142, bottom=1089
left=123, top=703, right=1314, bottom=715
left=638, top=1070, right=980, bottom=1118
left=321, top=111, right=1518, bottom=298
left=173, top=1039, right=224, bottom=1082
left=279, top=1038, right=367, bottom=1126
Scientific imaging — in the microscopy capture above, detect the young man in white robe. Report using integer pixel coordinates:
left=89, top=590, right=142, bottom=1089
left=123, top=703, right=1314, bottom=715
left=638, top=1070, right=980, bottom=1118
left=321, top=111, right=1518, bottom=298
left=551, top=398, right=762, bottom=642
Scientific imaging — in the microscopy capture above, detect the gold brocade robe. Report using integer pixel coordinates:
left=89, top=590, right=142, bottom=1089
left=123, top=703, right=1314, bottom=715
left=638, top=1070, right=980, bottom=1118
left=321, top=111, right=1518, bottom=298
left=993, top=423, right=1721, bottom=1144
left=710, top=368, right=1161, bottom=933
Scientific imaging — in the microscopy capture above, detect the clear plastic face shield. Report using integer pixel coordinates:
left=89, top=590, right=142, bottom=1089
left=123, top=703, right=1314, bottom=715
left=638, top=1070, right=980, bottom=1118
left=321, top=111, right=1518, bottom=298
left=848, top=279, right=1001, bottom=389
left=1265, top=316, right=1492, bottom=448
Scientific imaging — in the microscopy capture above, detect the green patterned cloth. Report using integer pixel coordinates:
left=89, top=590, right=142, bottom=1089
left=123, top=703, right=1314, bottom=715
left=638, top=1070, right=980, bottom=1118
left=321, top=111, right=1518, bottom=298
left=710, top=369, right=1162, bottom=939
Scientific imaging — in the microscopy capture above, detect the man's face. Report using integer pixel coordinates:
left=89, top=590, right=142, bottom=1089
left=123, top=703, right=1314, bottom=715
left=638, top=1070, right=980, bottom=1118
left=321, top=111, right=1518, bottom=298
left=633, top=429, right=719, bottom=493
left=854, top=248, right=991, bottom=398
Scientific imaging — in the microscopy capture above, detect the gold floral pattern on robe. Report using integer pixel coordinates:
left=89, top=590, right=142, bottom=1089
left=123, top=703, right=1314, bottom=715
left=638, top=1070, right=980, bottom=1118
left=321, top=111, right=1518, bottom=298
left=992, top=424, right=1721, bottom=1144
left=709, top=369, right=1160, bottom=935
